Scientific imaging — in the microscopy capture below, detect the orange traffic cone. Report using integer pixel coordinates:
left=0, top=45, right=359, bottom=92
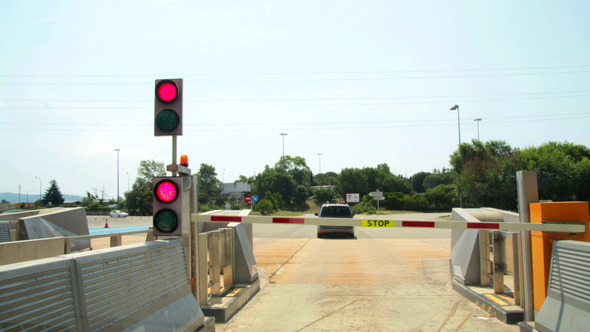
left=104, top=218, right=109, bottom=228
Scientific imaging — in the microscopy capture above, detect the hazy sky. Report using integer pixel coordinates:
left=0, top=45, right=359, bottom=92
left=2, top=1, right=590, bottom=201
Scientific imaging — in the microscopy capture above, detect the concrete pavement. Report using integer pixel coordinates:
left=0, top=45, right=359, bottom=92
left=217, top=237, right=519, bottom=331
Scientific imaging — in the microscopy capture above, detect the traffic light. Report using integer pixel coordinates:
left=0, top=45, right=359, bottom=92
left=152, top=177, right=183, bottom=236
left=154, top=79, right=183, bottom=136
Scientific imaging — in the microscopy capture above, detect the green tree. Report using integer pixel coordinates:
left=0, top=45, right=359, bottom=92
left=424, top=184, right=457, bottom=211
left=314, top=171, right=338, bottom=186
left=450, top=140, right=518, bottom=209
left=517, top=142, right=583, bottom=201
left=313, top=188, right=334, bottom=205
left=42, top=179, right=64, bottom=207
left=293, top=185, right=309, bottom=206
left=253, top=166, right=296, bottom=205
left=410, top=172, right=430, bottom=193
left=275, top=156, right=313, bottom=188
left=137, top=160, right=166, bottom=179
left=125, top=179, right=152, bottom=215
left=336, top=164, right=410, bottom=197
left=197, top=163, right=220, bottom=201
left=337, top=168, right=368, bottom=196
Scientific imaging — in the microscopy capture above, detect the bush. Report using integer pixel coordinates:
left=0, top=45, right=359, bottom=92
left=254, top=199, right=274, bottom=215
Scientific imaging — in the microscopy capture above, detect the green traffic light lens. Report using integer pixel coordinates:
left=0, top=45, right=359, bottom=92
left=156, top=109, right=180, bottom=132
left=154, top=209, right=179, bottom=233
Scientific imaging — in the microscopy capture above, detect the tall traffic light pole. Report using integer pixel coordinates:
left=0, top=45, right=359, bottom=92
left=153, top=78, right=194, bottom=270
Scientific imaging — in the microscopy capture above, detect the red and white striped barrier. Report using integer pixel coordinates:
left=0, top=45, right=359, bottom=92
left=191, top=214, right=586, bottom=233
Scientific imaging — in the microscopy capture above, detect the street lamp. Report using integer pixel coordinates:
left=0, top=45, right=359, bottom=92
left=450, top=105, right=463, bottom=208
left=317, top=153, right=323, bottom=185
left=474, top=118, right=482, bottom=141
left=280, top=133, right=287, bottom=160
left=34, top=176, right=42, bottom=200
left=450, top=105, right=461, bottom=146
left=115, top=149, right=120, bottom=209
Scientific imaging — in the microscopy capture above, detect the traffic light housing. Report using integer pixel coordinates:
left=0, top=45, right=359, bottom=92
left=154, top=79, right=183, bottom=136
left=152, top=177, right=183, bottom=236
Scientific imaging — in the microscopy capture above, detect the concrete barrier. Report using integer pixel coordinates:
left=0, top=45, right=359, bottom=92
left=18, top=207, right=90, bottom=251
left=0, top=237, right=66, bottom=265
left=450, top=208, right=483, bottom=284
left=0, top=239, right=206, bottom=331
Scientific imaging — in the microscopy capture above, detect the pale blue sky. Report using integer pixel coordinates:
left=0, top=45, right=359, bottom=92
left=1, top=1, right=590, bottom=201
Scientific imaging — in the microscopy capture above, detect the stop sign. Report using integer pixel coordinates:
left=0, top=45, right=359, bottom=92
left=245, top=195, right=252, bottom=205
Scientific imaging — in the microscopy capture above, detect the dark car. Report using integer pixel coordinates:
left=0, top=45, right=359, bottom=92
left=316, top=204, right=355, bottom=238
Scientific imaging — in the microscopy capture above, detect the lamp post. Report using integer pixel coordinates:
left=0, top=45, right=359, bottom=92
left=317, top=153, right=322, bottom=185
left=474, top=118, right=482, bottom=141
left=34, top=176, right=42, bottom=201
left=450, top=105, right=463, bottom=208
left=280, top=133, right=287, bottom=160
left=115, top=149, right=120, bottom=209
left=450, top=104, right=461, bottom=146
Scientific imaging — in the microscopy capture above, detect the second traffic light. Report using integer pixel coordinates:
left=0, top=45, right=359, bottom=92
left=154, top=78, right=183, bottom=136
left=152, top=177, right=183, bottom=236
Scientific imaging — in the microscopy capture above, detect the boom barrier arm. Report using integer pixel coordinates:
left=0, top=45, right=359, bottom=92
left=191, top=214, right=586, bottom=234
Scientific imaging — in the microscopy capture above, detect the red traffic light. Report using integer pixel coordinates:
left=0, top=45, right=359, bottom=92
left=154, top=179, right=179, bottom=203
left=156, top=80, right=179, bottom=104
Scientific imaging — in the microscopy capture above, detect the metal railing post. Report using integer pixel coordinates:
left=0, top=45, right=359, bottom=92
left=513, top=233, right=522, bottom=306
left=479, top=230, right=491, bottom=286
left=493, top=231, right=505, bottom=294
left=210, top=232, right=221, bottom=296
left=197, top=233, right=209, bottom=306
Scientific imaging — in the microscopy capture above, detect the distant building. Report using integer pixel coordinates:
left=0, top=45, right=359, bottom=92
left=221, top=182, right=251, bottom=200
left=310, top=185, right=336, bottom=192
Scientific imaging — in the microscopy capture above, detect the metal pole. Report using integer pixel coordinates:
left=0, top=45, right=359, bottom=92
left=451, top=105, right=463, bottom=208
left=474, top=118, right=482, bottom=141
left=280, top=133, right=287, bottom=160
left=517, top=171, right=538, bottom=322
left=115, top=149, right=120, bottom=209
left=172, top=136, right=178, bottom=177
left=35, top=176, right=42, bottom=200
left=457, top=106, right=461, bottom=145
left=450, top=104, right=461, bottom=145
left=317, top=153, right=322, bottom=185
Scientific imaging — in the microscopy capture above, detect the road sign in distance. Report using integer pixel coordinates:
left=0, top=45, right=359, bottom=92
left=245, top=195, right=252, bottom=204
left=252, top=195, right=259, bottom=203
left=346, top=193, right=360, bottom=203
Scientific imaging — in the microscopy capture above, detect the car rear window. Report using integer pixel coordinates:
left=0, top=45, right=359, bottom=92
left=320, top=206, right=352, bottom=218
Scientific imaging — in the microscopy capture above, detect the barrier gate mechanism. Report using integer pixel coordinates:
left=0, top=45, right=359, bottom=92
left=192, top=214, right=586, bottom=233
